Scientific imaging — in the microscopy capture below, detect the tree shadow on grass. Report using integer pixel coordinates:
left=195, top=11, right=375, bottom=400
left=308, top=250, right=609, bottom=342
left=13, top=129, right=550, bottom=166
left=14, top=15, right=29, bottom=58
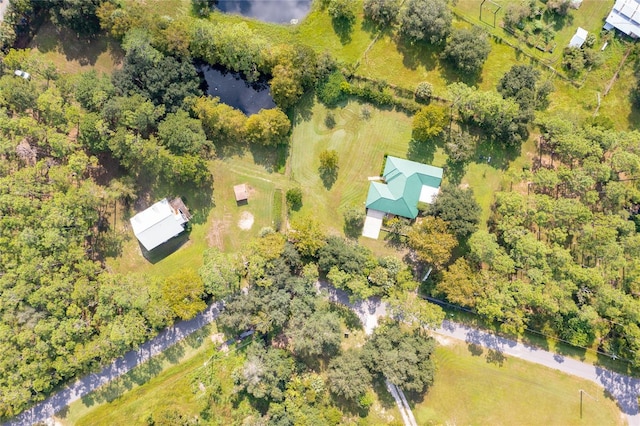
left=468, top=343, right=484, bottom=356
left=141, top=232, right=191, bottom=264
left=31, top=20, right=124, bottom=67
left=627, top=95, right=640, bottom=131
left=147, top=173, right=215, bottom=226
left=407, top=138, right=437, bottom=164
left=329, top=303, right=363, bottom=331
left=473, top=136, right=521, bottom=171
left=486, top=348, right=506, bottom=366
left=332, top=16, right=354, bottom=45
left=444, top=159, right=466, bottom=186
left=395, top=37, right=441, bottom=71
left=293, top=91, right=315, bottom=124
left=439, top=57, right=483, bottom=87
left=249, top=143, right=288, bottom=174
left=81, top=357, right=165, bottom=407
left=319, top=166, right=338, bottom=189
left=215, top=140, right=248, bottom=160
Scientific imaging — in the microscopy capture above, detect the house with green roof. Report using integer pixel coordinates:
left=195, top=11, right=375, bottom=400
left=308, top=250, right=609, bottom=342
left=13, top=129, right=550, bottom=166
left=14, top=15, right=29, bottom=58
left=362, top=156, right=443, bottom=239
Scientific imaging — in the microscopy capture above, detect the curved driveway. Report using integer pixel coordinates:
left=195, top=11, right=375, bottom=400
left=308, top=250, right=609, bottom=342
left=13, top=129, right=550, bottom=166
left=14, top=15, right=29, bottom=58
left=4, top=302, right=223, bottom=426
left=5, top=285, right=640, bottom=426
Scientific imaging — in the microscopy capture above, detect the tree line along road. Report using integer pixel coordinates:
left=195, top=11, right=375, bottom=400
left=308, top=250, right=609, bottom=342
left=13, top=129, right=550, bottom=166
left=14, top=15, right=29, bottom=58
left=5, top=288, right=640, bottom=426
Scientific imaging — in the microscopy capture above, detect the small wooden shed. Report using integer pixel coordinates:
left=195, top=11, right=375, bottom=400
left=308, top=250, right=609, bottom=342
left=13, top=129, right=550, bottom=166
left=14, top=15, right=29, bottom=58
left=234, top=184, right=249, bottom=203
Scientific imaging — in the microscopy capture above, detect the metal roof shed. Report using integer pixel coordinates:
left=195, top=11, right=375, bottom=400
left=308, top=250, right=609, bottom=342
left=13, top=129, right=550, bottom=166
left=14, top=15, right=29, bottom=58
left=130, top=198, right=189, bottom=251
left=234, top=184, right=249, bottom=202
left=569, top=27, right=588, bottom=48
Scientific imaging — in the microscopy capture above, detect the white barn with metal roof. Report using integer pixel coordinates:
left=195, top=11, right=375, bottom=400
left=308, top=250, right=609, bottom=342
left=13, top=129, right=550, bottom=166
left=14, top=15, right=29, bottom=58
left=604, top=0, right=640, bottom=38
left=130, top=198, right=189, bottom=251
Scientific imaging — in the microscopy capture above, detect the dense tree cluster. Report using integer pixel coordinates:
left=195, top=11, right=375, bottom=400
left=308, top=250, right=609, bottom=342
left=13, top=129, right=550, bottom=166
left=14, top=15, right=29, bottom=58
left=0, top=50, right=227, bottom=416
left=428, top=185, right=482, bottom=240
left=433, top=117, right=640, bottom=365
left=497, top=64, right=553, bottom=118
left=205, top=233, right=438, bottom=421
left=449, top=82, right=530, bottom=147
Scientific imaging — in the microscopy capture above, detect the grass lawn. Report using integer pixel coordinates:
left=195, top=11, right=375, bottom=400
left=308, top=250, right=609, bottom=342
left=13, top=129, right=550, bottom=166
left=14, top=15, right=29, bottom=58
left=28, top=21, right=123, bottom=75
left=59, top=324, right=222, bottom=425
left=415, top=338, right=625, bottom=426
left=289, top=95, right=447, bottom=236
left=106, top=148, right=294, bottom=276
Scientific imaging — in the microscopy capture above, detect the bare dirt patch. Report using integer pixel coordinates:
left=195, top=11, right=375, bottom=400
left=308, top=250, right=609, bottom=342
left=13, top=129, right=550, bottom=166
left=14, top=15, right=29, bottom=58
left=433, top=334, right=454, bottom=346
left=238, top=211, right=254, bottom=231
left=210, top=333, right=225, bottom=344
left=207, top=210, right=232, bottom=249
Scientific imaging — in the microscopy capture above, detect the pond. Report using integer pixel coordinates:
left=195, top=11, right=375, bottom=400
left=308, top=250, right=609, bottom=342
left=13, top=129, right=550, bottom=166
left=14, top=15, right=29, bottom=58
left=215, top=0, right=312, bottom=24
left=198, top=63, right=276, bottom=116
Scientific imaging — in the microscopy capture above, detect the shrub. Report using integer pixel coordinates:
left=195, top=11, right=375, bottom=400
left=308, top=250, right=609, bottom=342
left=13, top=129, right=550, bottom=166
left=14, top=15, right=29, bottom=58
left=414, top=82, right=433, bottom=103
left=286, top=187, right=303, bottom=211
left=328, top=0, right=356, bottom=22
left=343, top=206, right=365, bottom=238
left=361, top=105, right=371, bottom=120
left=273, top=189, right=283, bottom=231
left=325, top=111, right=336, bottom=128
left=317, top=70, right=348, bottom=106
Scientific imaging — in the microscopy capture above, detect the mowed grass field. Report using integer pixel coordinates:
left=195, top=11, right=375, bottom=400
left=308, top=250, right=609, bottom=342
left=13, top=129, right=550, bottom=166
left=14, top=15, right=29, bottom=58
left=289, top=95, right=510, bottom=235
left=415, top=338, right=625, bottom=426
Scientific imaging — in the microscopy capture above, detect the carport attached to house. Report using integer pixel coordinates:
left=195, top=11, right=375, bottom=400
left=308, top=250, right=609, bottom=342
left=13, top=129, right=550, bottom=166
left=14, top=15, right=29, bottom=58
left=363, top=209, right=385, bottom=239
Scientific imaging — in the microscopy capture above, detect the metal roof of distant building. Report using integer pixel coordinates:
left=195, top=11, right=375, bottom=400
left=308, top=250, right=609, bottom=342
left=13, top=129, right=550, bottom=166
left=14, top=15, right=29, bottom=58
left=604, top=0, right=640, bottom=38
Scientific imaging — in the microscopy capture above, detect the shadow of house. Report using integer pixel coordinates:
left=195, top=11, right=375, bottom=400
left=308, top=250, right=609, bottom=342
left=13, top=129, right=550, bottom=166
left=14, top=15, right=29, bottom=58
left=130, top=198, right=192, bottom=262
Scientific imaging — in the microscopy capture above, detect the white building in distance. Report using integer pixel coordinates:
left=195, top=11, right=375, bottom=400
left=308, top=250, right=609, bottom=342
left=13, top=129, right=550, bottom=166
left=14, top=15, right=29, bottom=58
left=130, top=198, right=191, bottom=251
left=604, top=0, right=640, bottom=38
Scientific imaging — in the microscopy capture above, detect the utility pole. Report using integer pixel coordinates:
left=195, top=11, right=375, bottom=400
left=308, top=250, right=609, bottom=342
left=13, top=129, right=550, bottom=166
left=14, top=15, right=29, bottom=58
left=580, top=389, right=583, bottom=419
left=579, top=389, right=597, bottom=419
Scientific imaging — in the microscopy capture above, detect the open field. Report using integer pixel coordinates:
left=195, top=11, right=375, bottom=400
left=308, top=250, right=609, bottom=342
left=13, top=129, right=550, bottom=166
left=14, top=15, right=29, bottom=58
left=59, top=324, right=220, bottom=425
left=415, top=338, right=625, bottom=426
left=28, top=21, right=123, bottom=74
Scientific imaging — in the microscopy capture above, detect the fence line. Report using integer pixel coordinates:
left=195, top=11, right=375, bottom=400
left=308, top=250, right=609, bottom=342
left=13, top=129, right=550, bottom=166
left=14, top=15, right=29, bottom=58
left=422, top=295, right=634, bottom=365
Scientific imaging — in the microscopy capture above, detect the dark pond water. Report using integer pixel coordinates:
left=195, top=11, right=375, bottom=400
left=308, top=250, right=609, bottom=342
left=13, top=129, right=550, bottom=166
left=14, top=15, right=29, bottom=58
left=215, top=0, right=312, bottom=24
left=198, top=63, right=276, bottom=115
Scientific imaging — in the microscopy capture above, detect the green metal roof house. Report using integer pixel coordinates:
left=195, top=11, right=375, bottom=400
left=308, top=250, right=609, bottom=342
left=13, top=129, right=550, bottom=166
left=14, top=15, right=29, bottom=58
left=365, top=156, right=443, bottom=219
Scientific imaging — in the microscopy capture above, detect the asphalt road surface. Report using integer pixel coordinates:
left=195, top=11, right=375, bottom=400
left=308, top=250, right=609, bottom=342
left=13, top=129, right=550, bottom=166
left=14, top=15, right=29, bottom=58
left=5, top=284, right=640, bottom=426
